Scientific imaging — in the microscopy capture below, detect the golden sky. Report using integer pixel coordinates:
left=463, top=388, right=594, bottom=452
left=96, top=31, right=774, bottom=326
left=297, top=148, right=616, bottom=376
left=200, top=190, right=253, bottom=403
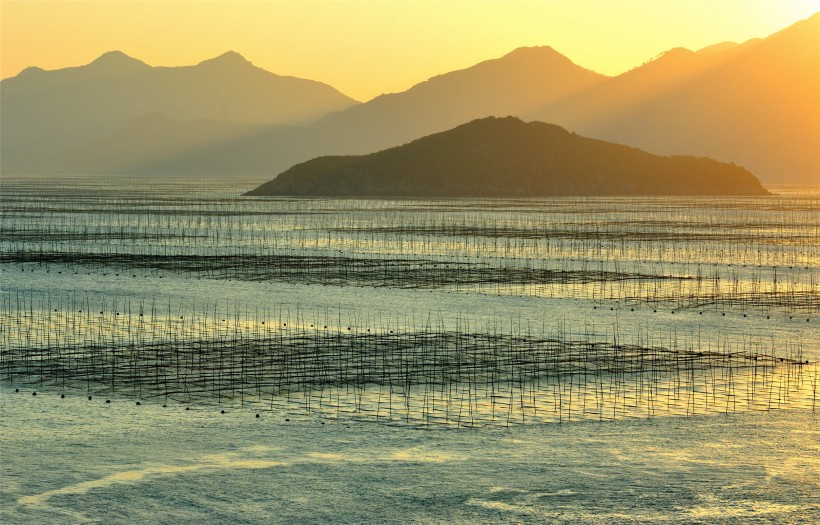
left=2, top=0, right=818, bottom=101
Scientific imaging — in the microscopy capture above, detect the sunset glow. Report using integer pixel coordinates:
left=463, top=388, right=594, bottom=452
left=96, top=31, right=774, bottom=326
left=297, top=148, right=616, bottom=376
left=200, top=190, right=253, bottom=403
left=2, top=2, right=819, bottom=523
left=2, top=0, right=819, bottom=101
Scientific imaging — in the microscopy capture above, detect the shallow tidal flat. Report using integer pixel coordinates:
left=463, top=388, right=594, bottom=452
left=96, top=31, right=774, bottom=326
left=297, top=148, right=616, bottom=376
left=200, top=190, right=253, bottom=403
left=1, top=175, right=818, bottom=523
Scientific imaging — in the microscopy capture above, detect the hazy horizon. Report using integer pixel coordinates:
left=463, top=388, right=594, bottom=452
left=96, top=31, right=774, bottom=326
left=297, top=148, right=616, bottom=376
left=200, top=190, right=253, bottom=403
left=2, top=0, right=819, bottom=101
left=4, top=10, right=816, bottom=185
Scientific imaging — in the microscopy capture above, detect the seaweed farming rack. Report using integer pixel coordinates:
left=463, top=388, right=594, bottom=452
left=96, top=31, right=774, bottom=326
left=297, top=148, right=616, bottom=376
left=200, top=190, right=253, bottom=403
left=1, top=176, right=818, bottom=426
left=2, top=293, right=816, bottom=427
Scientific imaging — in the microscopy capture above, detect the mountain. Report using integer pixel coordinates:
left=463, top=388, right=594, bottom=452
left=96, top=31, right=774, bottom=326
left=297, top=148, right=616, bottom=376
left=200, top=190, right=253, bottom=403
left=246, top=117, right=768, bottom=197
left=4, top=14, right=817, bottom=183
left=297, top=46, right=607, bottom=156
left=2, top=46, right=606, bottom=176
left=528, top=13, right=820, bottom=184
left=0, top=51, right=358, bottom=172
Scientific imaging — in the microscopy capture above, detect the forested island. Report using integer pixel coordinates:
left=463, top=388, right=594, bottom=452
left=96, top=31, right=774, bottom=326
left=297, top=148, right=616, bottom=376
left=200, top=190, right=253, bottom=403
left=246, top=117, right=769, bottom=197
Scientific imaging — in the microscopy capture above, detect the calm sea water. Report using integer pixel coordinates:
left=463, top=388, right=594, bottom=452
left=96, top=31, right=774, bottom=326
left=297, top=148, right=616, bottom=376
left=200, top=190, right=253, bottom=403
left=2, top=386, right=819, bottom=524
left=1, top=176, right=818, bottom=523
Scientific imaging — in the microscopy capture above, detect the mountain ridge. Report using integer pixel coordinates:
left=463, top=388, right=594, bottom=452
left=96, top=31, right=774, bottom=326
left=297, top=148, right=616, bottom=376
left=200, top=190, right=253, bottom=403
left=15, top=44, right=607, bottom=176
left=0, top=50, right=359, bottom=172
left=527, top=13, right=820, bottom=183
left=246, top=117, right=769, bottom=197
left=2, top=13, right=817, bottom=183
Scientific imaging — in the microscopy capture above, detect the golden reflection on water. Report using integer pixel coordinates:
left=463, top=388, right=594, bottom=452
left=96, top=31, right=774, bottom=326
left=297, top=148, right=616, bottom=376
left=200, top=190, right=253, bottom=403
left=18, top=452, right=288, bottom=506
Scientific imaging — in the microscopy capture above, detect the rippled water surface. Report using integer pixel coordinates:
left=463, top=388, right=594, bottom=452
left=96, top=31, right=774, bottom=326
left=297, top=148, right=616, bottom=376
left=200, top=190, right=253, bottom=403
left=2, top=388, right=819, bottom=524
left=1, top=176, right=818, bottom=523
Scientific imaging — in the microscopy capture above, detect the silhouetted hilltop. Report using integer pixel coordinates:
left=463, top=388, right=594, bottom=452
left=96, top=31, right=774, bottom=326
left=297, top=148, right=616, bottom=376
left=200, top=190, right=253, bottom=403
left=529, top=13, right=820, bottom=184
left=197, top=50, right=253, bottom=69
left=3, top=14, right=816, bottom=183
left=8, top=45, right=604, bottom=176
left=302, top=45, right=606, bottom=155
left=1, top=50, right=358, bottom=172
left=203, top=46, right=606, bottom=175
left=246, top=117, right=768, bottom=197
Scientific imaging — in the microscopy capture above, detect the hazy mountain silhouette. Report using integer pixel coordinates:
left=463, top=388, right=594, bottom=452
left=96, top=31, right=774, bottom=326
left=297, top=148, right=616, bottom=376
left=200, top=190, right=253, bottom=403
left=297, top=46, right=607, bottom=155
left=246, top=117, right=768, bottom=197
left=3, top=46, right=605, bottom=176
left=528, top=13, right=820, bottom=184
left=1, top=51, right=358, bottom=172
left=3, top=14, right=816, bottom=184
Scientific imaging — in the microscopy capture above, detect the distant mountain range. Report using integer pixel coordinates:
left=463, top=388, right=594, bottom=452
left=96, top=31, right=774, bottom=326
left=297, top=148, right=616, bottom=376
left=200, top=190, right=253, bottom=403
left=2, top=13, right=817, bottom=184
left=245, top=117, right=768, bottom=197
left=13, top=45, right=604, bottom=176
left=528, top=13, right=820, bottom=185
left=0, top=51, right=356, bottom=172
